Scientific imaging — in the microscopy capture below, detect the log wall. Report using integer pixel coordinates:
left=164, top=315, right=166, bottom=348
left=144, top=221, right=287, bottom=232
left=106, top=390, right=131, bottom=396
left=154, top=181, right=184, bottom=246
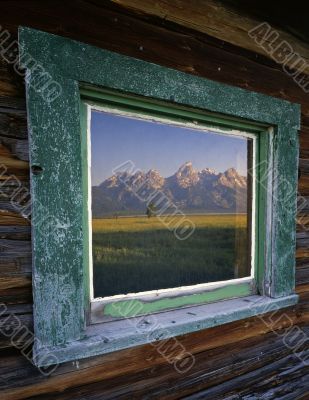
left=0, top=1, right=308, bottom=399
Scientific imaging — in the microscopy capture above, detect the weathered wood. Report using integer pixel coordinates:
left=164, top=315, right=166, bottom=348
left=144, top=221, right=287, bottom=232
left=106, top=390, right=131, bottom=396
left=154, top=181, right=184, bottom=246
left=0, top=213, right=30, bottom=227
left=0, top=226, right=31, bottom=240
left=183, top=355, right=309, bottom=399
left=0, top=96, right=26, bottom=110
left=296, top=266, right=309, bottom=286
left=0, top=304, right=307, bottom=399
left=297, top=248, right=309, bottom=259
left=0, top=310, right=33, bottom=349
left=0, top=1, right=307, bottom=399
left=0, top=237, right=31, bottom=288
left=0, top=179, right=30, bottom=203
left=0, top=286, right=32, bottom=305
left=1, top=325, right=309, bottom=399
left=0, top=139, right=29, bottom=162
left=0, top=58, right=24, bottom=98
left=1, top=0, right=309, bottom=120
left=4, top=334, right=307, bottom=400
left=299, top=158, right=309, bottom=176
left=0, top=111, right=28, bottom=140
left=0, top=275, right=31, bottom=291
left=299, top=175, right=309, bottom=196
left=110, top=0, right=309, bottom=74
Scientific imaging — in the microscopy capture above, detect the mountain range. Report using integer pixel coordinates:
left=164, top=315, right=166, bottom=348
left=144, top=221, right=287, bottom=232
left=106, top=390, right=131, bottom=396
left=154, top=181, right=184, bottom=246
left=92, top=162, right=247, bottom=217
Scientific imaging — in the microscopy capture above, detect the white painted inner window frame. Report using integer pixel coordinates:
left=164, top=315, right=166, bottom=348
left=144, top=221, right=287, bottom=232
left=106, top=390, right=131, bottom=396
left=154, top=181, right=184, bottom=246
left=85, top=101, right=258, bottom=324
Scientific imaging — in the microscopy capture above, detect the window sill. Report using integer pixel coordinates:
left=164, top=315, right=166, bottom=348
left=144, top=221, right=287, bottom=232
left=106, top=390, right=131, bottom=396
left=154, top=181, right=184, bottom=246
left=34, top=294, right=298, bottom=367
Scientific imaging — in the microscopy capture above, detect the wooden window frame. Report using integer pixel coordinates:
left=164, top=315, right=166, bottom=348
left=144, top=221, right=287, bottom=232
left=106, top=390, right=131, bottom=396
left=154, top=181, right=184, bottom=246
left=83, top=88, right=259, bottom=323
left=19, top=27, right=300, bottom=367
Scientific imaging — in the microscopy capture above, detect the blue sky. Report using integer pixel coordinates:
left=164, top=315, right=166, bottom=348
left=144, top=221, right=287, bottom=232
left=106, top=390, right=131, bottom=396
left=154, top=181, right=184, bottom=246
left=91, top=110, right=248, bottom=186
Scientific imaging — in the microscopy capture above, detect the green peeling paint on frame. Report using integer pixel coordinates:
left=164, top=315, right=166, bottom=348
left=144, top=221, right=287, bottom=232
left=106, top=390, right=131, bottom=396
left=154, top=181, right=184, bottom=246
left=103, top=283, right=252, bottom=318
left=18, top=27, right=300, bottom=366
left=81, top=87, right=265, bottom=133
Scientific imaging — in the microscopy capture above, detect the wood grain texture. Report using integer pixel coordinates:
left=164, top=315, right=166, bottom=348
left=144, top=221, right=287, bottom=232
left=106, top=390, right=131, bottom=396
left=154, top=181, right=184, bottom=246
left=0, top=1, right=308, bottom=399
left=0, top=58, right=24, bottom=98
left=2, top=328, right=309, bottom=399
left=1, top=0, right=309, bottom=119
left=1, top=305, right=308, bottom=399
left=111, top=0, right=309, bottom=74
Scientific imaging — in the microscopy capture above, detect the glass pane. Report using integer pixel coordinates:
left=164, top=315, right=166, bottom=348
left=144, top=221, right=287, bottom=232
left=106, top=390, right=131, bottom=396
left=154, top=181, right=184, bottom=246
left=91, top=109, right=253, bottom=298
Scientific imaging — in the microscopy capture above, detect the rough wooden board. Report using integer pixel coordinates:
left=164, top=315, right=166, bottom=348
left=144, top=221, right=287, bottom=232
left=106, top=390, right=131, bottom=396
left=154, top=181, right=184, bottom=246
left=0, top=276, right=31, bottom=291
left=1, top=307, right=307, bottom=399
left=182, top=354, right=309, bottom=399
left=2, top=1, right=309, bottom=119
left=0, top=311, right=33, bottom=349
left=0, top=286, right=32, bottom=305
left=111, top=0, right=309, bottom=74
left=0, top=138, right=29, bottom=161
left=0, top=96, right=25, bottom=110
left=0, top=58, right=24, bottom=98
left=0, top=226, right=31, bottom=240
left=4, top=329, right=309, bottom=400
left=0, top=110, right=28, bottom=139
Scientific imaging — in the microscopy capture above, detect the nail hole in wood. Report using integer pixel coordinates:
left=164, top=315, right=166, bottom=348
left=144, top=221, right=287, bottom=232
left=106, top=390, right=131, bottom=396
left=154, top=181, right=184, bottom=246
left=31, top=165, right=43, bottom=175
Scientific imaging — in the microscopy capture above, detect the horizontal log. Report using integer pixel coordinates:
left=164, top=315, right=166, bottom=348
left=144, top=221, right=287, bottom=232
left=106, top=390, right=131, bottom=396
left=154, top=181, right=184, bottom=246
left=183, top=352, right=309, bottom=400
left=0, top=304, right=33, bottom=350
left=300, top=131, right=309, bottom=159
left=0, top=276, right=31, bottom=291
left=297, top=197, right=309, bottom=214
left=0, top=310, right=33, bottom=350
left=296, top=282, right=309, bottom=296
left=0, top=286, right=32, bottom=305
left=0, top=238, right=32, bottom=279
left=299, top=158, right=309, bottom=176
left=0, top=96, right=26, bottom=111
left=1, top=303, right=32, bottom=316
left=0, top=239, right=31, bottom=258
left=1, top=1, right=309, bottom=121
left=297, top=270, right=309, bottom=287
left=0, top=139, right=29, bottom=162
left=297, top=248, right=309, bottom=259
left=0, top=204, right=30, bottom=218
left=0, top=260, right=31, bottom=278
left=0, top=226, right=31, bottom=240
left=0, top=175, right=31, bottom=226
left=0, top=58, right=24, bottom=98
left=0, top=161, right=29, bottom=183
left=0, top=214, right=30, bottom=227
left=0, top=303, right=306, bottom=399
left=297, top=255, right=309, bottom=267
left=2, top=322, right=309, bottom=399
left=298, top=175, right=309, bottom=196
left=296, top=214, right=309, bottom=232
left=111, top=0, right=309, bottom=74
left=296, top=231, right=309, bottom=249
left=2, top=327, right=306, bottom=400
left=0, top=110, right=28, bottom=140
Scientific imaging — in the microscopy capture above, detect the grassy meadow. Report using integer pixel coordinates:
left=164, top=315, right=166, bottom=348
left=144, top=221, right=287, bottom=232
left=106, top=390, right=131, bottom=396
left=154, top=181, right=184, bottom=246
left=92, top=214, right=248, bottom=298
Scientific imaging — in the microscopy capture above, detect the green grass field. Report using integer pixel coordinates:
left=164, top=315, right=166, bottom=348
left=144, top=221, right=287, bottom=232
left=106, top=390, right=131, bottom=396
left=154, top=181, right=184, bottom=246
left=92, top=214, right=248, bottom=298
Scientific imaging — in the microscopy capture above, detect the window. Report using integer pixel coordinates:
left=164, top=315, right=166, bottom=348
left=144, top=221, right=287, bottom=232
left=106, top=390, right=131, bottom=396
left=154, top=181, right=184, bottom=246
left=20, top=27, right=300, bottom=366
left=86, top=91, right=256, bottom=323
